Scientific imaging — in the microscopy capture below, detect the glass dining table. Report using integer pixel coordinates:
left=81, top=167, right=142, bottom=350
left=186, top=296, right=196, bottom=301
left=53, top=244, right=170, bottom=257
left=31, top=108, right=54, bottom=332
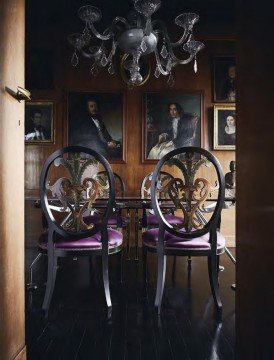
left=27, top=195, right=236, bottom=262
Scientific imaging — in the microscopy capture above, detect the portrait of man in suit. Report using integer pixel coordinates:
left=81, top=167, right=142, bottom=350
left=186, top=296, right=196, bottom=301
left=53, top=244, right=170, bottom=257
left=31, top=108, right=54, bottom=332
left=25, top=102, right=54, bottom=143
left=68, top=92, right=123, bottom=160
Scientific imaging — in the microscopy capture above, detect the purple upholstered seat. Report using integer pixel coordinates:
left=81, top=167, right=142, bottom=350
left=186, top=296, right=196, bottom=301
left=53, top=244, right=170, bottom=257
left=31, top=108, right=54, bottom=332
left=146, top=214, right=183, bottom=227
left=39, top=228, right=123, bottom=250
left=84, top=214, right=126, bottom=227
left=142, top=228, right=225, bottom=250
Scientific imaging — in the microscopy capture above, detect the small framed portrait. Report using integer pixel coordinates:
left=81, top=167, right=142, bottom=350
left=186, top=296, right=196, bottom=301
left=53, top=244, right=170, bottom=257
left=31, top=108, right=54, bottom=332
left=25, top=101, right=54, bottom=144
left=213, top=56, right=236, bottom=102
left=142, top=92, right=202, bottom=162
left=213, top=104, right=236, bottom=150
left=67, top=92, right=125, bottom=163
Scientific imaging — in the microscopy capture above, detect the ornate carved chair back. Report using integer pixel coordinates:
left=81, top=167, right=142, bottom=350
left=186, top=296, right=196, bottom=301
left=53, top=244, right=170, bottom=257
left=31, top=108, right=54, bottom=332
left=40, top=146, right=115, bottom=242
left=150, top=147, right=225, bottom=238
left=141, top=171, right=174, bottom=200
left=95, top=171, right=125, bottom=198
left=140, top=171, right=178, bottom=230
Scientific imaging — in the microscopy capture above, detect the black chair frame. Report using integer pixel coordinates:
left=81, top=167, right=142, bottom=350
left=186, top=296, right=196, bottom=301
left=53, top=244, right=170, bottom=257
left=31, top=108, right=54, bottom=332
left=40, top=146, right=122, bottom=315
left=143, top=146, right=225, bottom=314
left=94, top=170, right=130, bottom=249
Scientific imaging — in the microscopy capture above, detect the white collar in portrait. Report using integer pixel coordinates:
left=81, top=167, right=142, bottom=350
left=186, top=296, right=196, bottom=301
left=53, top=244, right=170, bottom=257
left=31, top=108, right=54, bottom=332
left=225, top=125, right=236, bottom=134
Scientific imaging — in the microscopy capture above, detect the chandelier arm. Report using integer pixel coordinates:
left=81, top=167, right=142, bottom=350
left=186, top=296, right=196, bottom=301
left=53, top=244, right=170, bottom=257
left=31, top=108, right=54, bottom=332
left=154, top=29, right=195, bottom=66
left=164, top=35, right=195, bottom=65
left=170, top=32, right=189, bottom=47
left=111, top=16, right=131, bottom=30
left=88, top=16, right=130, bottom=41
left=80, top=41, right=105, bottom=59
left=88, top=22, right=113, bottom=40
left=152, top=19, right=189, bottom=47
left=105, top=40, right=117, bottom=64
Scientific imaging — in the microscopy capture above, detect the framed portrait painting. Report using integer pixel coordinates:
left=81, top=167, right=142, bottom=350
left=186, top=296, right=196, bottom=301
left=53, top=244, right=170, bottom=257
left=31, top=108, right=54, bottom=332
left=213, top=56, right=236, bottom=102
left=142, top=92, right=202, bottom=162
left=213, top=104, right=236, bottom=150
left=67, top=92, right=125, bottom=163
left=25, top=101, right=54, bottom=143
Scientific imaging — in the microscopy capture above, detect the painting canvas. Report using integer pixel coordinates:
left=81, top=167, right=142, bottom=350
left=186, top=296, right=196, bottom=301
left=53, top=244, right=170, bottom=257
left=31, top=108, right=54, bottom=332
left=213, top=104, right=236, bottom=150
left=143, top=92, right=202, bottom=162
left=68, top=92, right=124, bottom=162
left=213, top=56, right=236, bottom=102
left=25, top=101, right=54, bottom=143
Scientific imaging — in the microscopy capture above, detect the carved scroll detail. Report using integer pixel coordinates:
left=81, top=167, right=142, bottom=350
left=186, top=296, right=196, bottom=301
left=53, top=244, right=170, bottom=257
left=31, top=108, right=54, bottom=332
left=46, top=153, right=102, bottom=232
left=168, top=177, right=210, bottom=231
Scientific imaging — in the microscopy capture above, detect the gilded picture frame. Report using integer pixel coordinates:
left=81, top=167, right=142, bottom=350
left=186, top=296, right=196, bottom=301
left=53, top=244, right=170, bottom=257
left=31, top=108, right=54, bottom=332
left=142, top=91, right=203, bottom=163
left=213, top=55, right=236, bottom=103
left=25, top=101, right=54, bottom=144
left=213, top=104, right=236, bottom=150
left=67, top=91, right=125, bottom=163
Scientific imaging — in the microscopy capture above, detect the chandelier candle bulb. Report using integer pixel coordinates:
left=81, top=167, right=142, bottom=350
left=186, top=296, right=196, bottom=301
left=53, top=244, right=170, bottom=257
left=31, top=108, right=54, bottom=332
left=68, top=0, right=204, bottom=87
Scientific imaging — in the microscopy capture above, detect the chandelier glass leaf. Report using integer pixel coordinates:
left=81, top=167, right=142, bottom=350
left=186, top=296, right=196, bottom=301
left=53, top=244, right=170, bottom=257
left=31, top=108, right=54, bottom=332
left=68, top=0, right=204, bottom=87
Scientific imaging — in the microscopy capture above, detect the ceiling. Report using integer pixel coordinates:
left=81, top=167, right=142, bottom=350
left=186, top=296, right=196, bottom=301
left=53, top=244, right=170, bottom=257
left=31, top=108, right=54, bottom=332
left=26, top=0, right=235, bottom=29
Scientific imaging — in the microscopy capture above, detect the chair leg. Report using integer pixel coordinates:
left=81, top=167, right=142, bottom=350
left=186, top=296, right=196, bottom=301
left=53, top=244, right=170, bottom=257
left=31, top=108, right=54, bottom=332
left=125, top=209, right=131, bottom=260
left=89, top=256, right=94, bottom=285
left=27, top=252, right=43, bottom=290
left=155, top=253, right=166, bottom=315
left=216, top=255, right=221, bottom=285
left=102, top=251, right=112, bottom=309
left=172, top=255, right=176, bottom=283
left=117, top=250, right=123, bottom=284
left=187, top=256, right=192, bottom=270
left=207, top=255, right=222, bottom=310
left=142, top=246, right=148, bottom=284
left=42, top=254, right=58, bottom=315
left=134, top=209, right=139, bottom=260
left=217, top=255, right=224, bottom=273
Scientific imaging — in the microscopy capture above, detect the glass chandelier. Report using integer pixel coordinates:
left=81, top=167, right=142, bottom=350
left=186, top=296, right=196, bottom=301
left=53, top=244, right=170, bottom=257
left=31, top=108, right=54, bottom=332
left=68, top=0, right=204, bottom=87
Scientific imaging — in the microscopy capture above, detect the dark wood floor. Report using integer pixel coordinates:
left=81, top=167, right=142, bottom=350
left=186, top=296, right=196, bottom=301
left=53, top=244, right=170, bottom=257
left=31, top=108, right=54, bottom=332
left=25, top=247, right=235, bottom=360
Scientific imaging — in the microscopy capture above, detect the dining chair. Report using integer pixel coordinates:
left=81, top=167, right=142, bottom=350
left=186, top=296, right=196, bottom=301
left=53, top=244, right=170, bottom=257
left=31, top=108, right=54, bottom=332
left=85, top=171, right=130, bottom=257
left=140, top=171, right=183, bottom=230
left=39, top=146, right=123, bottom=316
left=142, top=147, right=226, bottom=314
left=140, top=171, right=185, bottom=277
left=83, top=171, right=130, bottom=257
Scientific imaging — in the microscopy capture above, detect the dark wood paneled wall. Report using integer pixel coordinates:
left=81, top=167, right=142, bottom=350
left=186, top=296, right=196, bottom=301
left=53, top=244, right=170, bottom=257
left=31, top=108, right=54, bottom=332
left=25, top=20, right=235, bottom=244
left=236, top=1, right=274, bottom=357
left=25, top=42, right=236, bottom=192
